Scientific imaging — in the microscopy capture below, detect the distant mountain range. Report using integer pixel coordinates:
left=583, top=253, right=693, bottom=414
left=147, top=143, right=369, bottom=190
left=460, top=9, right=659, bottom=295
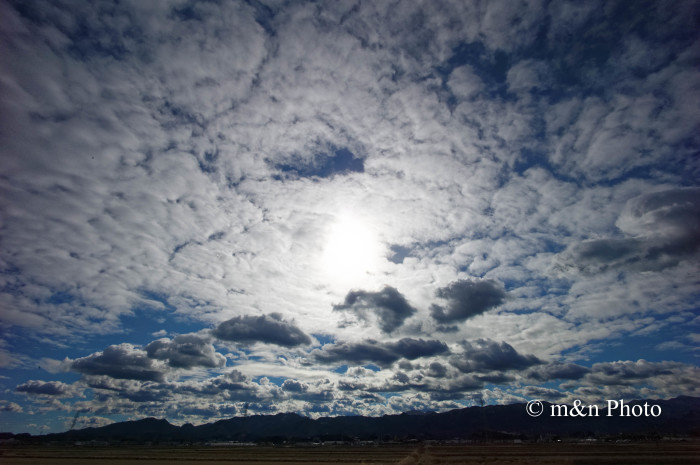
left=7, top=396, right=700, bottom=443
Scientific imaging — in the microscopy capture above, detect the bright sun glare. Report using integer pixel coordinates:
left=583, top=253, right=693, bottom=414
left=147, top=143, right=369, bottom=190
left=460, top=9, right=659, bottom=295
left=322, top=213, right=382, bottom=286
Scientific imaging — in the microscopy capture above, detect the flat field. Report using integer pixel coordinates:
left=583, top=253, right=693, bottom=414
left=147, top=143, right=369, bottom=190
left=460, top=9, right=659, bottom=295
left=1, top=442, right=698, bottom=464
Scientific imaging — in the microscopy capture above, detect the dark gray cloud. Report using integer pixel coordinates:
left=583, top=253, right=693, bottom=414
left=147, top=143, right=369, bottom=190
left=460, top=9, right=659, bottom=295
left=212, top=313, right=311, bottom=347
left=398, top=360, right=414, bottom=371
left=522, top=386, right=566, bottom=401
left=286, top=383, right=335, bottom=402
left=559, top=360, right=700, bottom=401
left=281, top=378, right=308, bottom=393
left=363, top=370, right=437, bottom=394
left=563, top=238, right=642, bottom=272
left=71, top=344, right=165, bottom=382
left=393, top=371, right=410, bottom=384
left=118, top=386, right=172, bottom=404
left=15, top=380, right=76, bottom=397
left=391, top=338, right=449, bottom=360
left=581, top=359, right=687, bottom=387
left=175, top=371, right=255, bottom=398
left=426, top=361, right=448, bottom=378
left=430, top=279, right=507, bottom=323
left=451, top=339, right=540, bottom=373
left=84, top=376, right=135, bottom=393
left=621, top=187, right=700, bottom=236
left=476, top=372, right=514, bottom=384
left=527, top=362, right=590, bottom=381
left=83, top=369, right=263, bottom=406
left=337, top=380, right=366, bottom=391
left=559, top=187, right=700, bottom=273
left=85, top=376, right=174, bottom=404
left=313, top=338, right=448, bottom=367
left=146, top=333, right=225, bottom=369
left=333, top=286, right=417, bottom=333
left=312, top=341, right=395, bottom=366
left=436, top=376, right=485, bottom=396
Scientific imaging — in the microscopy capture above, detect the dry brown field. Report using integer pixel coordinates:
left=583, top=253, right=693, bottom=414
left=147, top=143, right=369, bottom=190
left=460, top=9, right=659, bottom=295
left=1, top=442, right=698, bottom=465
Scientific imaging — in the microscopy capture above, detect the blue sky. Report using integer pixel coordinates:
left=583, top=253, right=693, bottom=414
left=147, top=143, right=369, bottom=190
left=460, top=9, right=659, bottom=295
left=1, top=0, right=699, bottom=434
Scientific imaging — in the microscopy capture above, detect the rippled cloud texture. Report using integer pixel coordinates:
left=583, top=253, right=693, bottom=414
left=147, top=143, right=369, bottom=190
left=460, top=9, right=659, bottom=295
left=1, top=0, right=699, bottom=433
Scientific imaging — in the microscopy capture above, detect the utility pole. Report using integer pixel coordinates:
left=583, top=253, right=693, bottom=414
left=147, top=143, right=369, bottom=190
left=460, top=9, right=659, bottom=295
left=69, top=411, right=80, bottom=430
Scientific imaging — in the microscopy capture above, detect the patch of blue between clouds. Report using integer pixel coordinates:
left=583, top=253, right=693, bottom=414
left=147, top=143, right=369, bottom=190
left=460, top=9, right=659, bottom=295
left=593, top=160, right=694, bottom=189
left=7, top=327, right=84, bottom=385
left=95, top=291, right=204, bottom=347
left=12, top=1, right=135, bottom=63
left=555, top=319, right=700, bottom=366
left=437, top=2, right=695, bottom=109
left=255, top=376, right=286, bottom=387
left=244, top=0, right=277, bottom=37
left=584, top=325, right=700, bottom=367
left=197, top=147, right=219, bottom=174
left=333, top=365, right=348, bottom=374
left=388, top=244, right=412, bottom=264
left=513, top=148, right=578, bottom=185
left=388, top=238, right=454, bottom=265
left=171, top=3, right=204, bottom=22
left=46, top=291, right=75, bottom=305
left=438, top=41, right=511, bottom=102
left=312, top=334, right=336, bottom=346
left=274, top=147, right=364, bottom=180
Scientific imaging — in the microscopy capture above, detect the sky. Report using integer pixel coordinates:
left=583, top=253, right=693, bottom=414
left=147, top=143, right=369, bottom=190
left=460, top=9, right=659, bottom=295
left=1, top=0, right=699, bottom=435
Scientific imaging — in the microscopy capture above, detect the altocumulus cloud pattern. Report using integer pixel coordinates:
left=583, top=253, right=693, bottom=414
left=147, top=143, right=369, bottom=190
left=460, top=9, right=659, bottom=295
left=0, top=0, right=699, bottom=434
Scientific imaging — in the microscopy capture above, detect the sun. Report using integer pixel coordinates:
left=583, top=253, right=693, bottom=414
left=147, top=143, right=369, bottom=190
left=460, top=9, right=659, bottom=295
left=321, top=212, right=382, bottom=286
